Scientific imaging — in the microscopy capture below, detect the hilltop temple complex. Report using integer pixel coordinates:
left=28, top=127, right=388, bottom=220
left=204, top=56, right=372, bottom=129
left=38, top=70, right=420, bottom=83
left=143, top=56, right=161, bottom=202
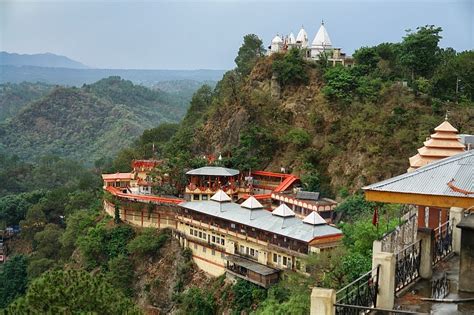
left=102, top=162, right=341, bottom=287
left=268, top=21, right=354, bottom=67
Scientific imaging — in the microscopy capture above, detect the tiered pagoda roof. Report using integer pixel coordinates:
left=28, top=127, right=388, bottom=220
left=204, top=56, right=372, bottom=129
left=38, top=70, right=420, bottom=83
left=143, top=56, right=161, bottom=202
left=408, top=120, right=465, bottom=172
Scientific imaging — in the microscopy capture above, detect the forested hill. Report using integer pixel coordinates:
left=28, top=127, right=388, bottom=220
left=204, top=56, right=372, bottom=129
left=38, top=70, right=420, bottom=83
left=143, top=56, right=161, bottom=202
left=0, top=82, right=54, bottom=122
left=0, top=77, right=191, bottom=164
left=118, top=27, right=473, bottom=197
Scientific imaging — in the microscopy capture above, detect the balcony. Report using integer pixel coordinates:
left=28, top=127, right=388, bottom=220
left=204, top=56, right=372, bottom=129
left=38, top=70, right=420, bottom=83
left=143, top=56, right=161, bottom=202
left=225, top=254, right=279, bottom=288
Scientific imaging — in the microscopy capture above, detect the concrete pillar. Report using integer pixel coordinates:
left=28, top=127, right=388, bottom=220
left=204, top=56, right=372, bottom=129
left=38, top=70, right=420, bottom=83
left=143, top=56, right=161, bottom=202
left=310, top=288, right=335, bottom=315
left=457, top=215, right=474, bottom=293
left=450, top=207, right=463, bottom=254
left=372, top=240, right=382, bottom=256
left=372, top=252, right=395, bottom=309
left=417, top=227, right=434, bottom=279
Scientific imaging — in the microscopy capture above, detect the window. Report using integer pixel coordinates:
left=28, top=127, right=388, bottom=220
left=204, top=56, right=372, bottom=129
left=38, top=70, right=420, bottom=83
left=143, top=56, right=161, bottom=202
left=190, top=228, right=194, bottom=235
left=250, top=248, right=255, bottom=256
left=199, top=231, right=202, bottom=238
left=277, top=255, right=281, bottom=264
left=202, top=195, right=208, bottom=200
left=240, top=245, right=244, bottom=254
left=212, top=236, right=216, bottom=243
left=283, top=256, right=287, bottom=266
left=193, top=194, right=199, bottom=201
left=216, top=237, right=220, bottom=243
left=221, top=239, right=225, bottom=245
left=231, top=223, right=236, bottom=229
left=246, top=247, right=249, bottom=255
left=203, top=233, right=206, bottom=239
left=273, top=253, right=277, bottom=263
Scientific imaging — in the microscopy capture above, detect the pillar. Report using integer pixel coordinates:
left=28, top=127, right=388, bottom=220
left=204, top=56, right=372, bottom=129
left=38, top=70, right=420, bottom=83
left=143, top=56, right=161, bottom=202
left=428, top=207, right=440, bottom=229
left=457, top=215, right=474, bottom=292
left=372, top=240, right=382, bottom=256
left=417, top=205, right=426, bottom=228
left=310, top=288, right=336, bottom=315
left=450, top=207, right=463, bottom=254
left=417, top=228, right=434, bottom=279
left=372, top=252, right=395, bottom=309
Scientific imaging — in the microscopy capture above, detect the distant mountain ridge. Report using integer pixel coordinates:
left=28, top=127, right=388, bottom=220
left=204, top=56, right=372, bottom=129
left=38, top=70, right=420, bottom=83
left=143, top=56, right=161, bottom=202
left=0, top=51, right=88, bottom=69
left=0, top=65, right=225, bottom=87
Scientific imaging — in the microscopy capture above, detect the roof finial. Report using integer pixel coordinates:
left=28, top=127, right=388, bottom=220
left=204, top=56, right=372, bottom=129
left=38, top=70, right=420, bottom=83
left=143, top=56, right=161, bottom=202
left=321, top=19, right=324, bottom=25
left=445, top=110, right=450, bottom=121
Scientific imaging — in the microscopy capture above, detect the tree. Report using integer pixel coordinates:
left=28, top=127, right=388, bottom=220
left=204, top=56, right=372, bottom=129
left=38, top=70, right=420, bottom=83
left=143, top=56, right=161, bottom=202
left=27, top=257, right=56, bottom=279
left=0, top=255, right=28, bottom=308
left=353, top=46, right=380, bottom=74
left=33, top=223, right=63, bottom=260
left=272, top=48, right=309, bottom=86
left=232, top=279, right=266, bottom=314
left=127, top=228, right=169, bottom=257
left=60, top=209, right=96, bottom=258
left=107, top=255, right=134, bottom=297
left=322, top=65, right=357, bottom=104
left=6, top=270, right=141, bottom=314
left=235, top=34, right=266, bottom=77
left=178, top=287, right=216, bottom=315
left=400, top=25, right=442, bottom=79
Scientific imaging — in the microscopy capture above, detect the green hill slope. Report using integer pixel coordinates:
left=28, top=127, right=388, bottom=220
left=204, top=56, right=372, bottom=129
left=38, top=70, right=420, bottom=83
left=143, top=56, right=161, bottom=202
left=0, top=77, right=191, bottom=164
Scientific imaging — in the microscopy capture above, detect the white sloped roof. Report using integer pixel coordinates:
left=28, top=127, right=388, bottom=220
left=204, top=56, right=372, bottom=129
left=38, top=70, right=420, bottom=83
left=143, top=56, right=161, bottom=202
left=186, top=166, right=239, bottom=177
left=288, top=32, right=296, bottom=44
left=272, top=35, right=283, bottom=44
left=303, top=211, right=326, bottom=225
left=312, top=23, right=332, bottom=48
left=272, top=203, right=296, bottom=217
left=296, top=27, right=308, bottom=47
left=211, top=190, right=231, bottom=202
left=241, top=196, right=264, bottom=209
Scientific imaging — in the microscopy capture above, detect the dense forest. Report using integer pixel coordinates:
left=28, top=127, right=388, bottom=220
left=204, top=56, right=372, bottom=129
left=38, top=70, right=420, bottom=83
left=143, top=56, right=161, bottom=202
left=1, top=25, right=473, bottom=313
left=0, top=77, right=199, bottom=164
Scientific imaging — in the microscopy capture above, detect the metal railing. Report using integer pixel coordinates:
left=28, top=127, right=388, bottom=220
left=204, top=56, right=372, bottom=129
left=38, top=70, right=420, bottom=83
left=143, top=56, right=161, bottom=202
left=433, top=221, right=453, bottom=265
left=395, top=240, right=421, bottom=293
left=431, top=272, right=449, bottom=299
left=335, top=265, right=380, bottom=315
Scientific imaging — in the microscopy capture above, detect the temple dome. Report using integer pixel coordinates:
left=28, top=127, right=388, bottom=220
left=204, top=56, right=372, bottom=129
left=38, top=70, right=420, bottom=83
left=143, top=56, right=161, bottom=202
left=271, top=35, right=283, bottom=44
left=288, top=32, right=296, bottom=45
left=311, top=22, right=332, bottom=48
left=408, top=120, right=465, bottom=172
left=296, top=27, right=308, bottom=48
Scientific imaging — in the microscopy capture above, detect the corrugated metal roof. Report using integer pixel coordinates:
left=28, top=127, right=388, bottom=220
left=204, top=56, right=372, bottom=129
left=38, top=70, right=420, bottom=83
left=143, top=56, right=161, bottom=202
left=296, top=191, right=320, bottom=201
left=186, top=166, right=240, bottom=177
left=179, top=200, right=342, bottom=243
left=364, top=150, right=474, bottom=198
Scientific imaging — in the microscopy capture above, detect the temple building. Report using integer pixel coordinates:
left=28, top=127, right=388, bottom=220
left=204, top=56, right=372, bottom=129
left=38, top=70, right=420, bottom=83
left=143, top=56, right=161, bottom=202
left=175, top=191, right=343, bottom=286
left=185, top=166, right=250, bottom=201
left=408, top=120, right=465, bottom=172
left=268, top=22, right=354, bottom=67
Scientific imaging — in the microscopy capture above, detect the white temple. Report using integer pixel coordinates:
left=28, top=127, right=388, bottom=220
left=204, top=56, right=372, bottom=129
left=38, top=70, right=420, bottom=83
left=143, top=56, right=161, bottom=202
left=268, top=21, right=353, bottom=67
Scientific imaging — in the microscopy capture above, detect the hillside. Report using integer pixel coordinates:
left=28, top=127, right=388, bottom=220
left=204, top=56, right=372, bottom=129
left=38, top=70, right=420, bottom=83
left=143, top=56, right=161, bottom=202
left=0, top=51, right=88, bottom=69
left=156, top=29, right=474, bottom=197
left=0, top=77, right=191, bottom=164
left=0, top=82, right=54, bottom=122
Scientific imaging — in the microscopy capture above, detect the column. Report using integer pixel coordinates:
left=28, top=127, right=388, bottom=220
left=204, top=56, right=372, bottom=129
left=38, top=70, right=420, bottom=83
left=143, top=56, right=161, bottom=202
left=310, top=288, right=336, bottom=315
left=417, top=205, right=426, bottom=228
left=450, top=207, right=463, bottom=254
left=372, top=252, right=395, bottom=309
left=457, top=215, right=474, bottom=293
left=417, top=227, right=434, bottom=279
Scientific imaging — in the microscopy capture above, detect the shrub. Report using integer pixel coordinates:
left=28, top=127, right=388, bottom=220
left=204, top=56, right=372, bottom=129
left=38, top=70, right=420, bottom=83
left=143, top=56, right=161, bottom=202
left=127, top=228, right=169, bottom=257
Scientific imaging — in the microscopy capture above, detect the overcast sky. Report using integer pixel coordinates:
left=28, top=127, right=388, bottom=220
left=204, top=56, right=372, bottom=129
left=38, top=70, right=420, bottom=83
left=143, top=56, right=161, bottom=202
left=0, top=0, right=472, bottom=70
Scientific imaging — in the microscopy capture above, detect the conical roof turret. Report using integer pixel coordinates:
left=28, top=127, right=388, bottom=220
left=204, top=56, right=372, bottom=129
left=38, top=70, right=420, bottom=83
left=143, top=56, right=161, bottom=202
left=296, top=27, right=308, bottom=48
left=311, top=21, right=332, bottom=49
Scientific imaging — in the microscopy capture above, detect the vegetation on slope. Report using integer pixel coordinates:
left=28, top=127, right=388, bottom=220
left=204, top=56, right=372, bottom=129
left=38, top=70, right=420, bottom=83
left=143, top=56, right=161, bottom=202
left=116, top=25, right=473, bottom=197
left=0, top=77, right=191, bottom=164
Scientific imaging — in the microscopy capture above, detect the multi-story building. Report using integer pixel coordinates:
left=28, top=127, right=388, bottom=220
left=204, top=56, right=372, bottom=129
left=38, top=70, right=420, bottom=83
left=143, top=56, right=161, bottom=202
left=175, top=191, right=343, bottom=287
